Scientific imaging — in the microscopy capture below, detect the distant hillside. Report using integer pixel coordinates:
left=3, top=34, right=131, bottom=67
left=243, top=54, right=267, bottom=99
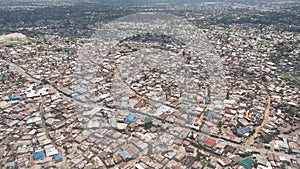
left=91, top=0, right=297, bottom=4
left=1, top=0, right=295, bottom=5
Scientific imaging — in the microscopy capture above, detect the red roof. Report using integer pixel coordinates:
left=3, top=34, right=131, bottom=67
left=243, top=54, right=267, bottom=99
left=60, top=78, right=71, bottom=83
left=204, top=137, right=216, bottom=147
left=182, top=140, right=190, bottom=146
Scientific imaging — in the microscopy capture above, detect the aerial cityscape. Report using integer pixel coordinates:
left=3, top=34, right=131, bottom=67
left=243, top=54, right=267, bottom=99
left=0, top=0, right=299, bottom=169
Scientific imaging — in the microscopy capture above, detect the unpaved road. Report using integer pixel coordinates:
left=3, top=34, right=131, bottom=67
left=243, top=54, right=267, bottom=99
left=247, top=96, right=271, bottom=144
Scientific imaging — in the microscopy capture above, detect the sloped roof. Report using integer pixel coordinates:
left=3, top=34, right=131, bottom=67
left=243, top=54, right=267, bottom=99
left=237, top=127, right=252, bottom=135
left=124, top=113, right=138, bottom=123
left=204, top=137, right=217, bottom=147
left=238, top=157, right=254, bottom=169
left=34, top=150, right=45, bottom=160
left=54, top=152, right=63, bottom=161
left=109, top=116, right=117, bottom=127
left=256, top=155, right=267, bottom=166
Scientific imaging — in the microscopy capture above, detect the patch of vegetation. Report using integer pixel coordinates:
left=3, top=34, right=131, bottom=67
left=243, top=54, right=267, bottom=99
left=232, top=124, right=242, bottom=137
left=41, top=79, right=49, bottom=85
left=243, top=151, right=252, bottom=157
left=2, top=39, right=33, bottom=47
left=54, top=114, right=63, bottom=120
left=54, top=47, right=76, bottom=53
left=260, top=133, right=276, bottom=143
left=281, top=73, right=300, bottom=87
left=159, top=126, right=166, bottom=132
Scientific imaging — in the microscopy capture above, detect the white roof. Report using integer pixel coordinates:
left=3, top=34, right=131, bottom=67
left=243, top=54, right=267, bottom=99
left=45, top=147, right=58, bottom=157
left=135, top=163, right=145, bottom=169
left=26, top=116, right=41, bottom=124
left=87, top=120, right=100, bottom=129
left=154, top=105, right=171, bottom=117
left=28, top=129, right=37, bottom=135
left=279, top=155, right=287, bottom=161
left=83, top=107, right=102, bottom=117
left=116, top=123, right=128, bottom=130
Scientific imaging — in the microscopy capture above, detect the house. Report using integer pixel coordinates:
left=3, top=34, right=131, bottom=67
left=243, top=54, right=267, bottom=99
left=104, top=158, right=114, bottom=168
left=135, top=163, right=148, bottom=169
left=182, top=140, right=190, bottom=147
left=185, top=146, right=194, bottom=153
left=225, top=145, right=236, bottom=153
left=54, top=152, right=63, bottom=161
left=217, top=157, right=232, bottom=167
left=3, top=162, right=15, bottom=168
left=87, top=120, right=100, bottom=129
left=230, top=155, right=242, bottom=165
left=237, top=127, right=252, bottom=137
left=256, top=155, right=267, bottom=166
left=204, top=137, right=217, bottom=148
left=9, top=94, right=21, bottom=100
left=26, top=116, right=42, bottom=124
left=45, top=146, right=58, bottom=157
left=33, top=150, right=45, bottom=160
left=204, top=110, right=212, bottom=118
left=116, top=123, right=128, bottom=131
left=124, top=114, right=138, bottom=123
left=205, top=97, right=211, bottom=104
left=238, top=157, right=254, bottom=169
left=113, top=155, right=123, bottom=165
left=238, top=118, right=250, bottom=127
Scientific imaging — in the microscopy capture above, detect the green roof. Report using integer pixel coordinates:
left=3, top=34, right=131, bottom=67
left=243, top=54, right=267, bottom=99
left=178, top=104, right=186, bottom=109
left=256, top=155, right=267, bottom=166
left=109, top=116, right=117, bottom=127
left=238, top=157, right=254, bottom=169
left=261, top=100, right=268, bottom=104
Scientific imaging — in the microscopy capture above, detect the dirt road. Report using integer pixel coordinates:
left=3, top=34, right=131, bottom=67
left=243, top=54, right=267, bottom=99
left=247, top=96, right=271, bottom=144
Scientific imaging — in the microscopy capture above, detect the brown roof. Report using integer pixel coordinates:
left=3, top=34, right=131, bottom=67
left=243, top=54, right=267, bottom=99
left=159, top=113, right=168, bottom=120
left=185, top=146, right=194, bottom=153
left=99, top=151, right=109, bottom=159
left=140, top=156, right=153, bottom=164
left=225, top=145, right=236, bottom=153
left=114, top=155, right=123, bottom=164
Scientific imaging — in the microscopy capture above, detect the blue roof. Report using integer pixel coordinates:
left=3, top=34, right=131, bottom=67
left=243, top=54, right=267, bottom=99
left=124, top=113, right=138, bottom=123
left=34, top=150, right=45, bottom=159
left=72, top=93, right=79, bottom=99
left=54, top=152, right=63, bottom=161
left=237, top=127, right=252, bottom=135
left=77, top=88, right=87, bottom=94
left=0, top=73, right=5, bottom=78
left=9, top=94, right=21, bottom=100
left=205, top=97, right=211, bottom=103
left=120, top=150, right=130, bottom=159
left=205, top=110, right=212, bottom=117
left=4, top=162, right=15, bottom=168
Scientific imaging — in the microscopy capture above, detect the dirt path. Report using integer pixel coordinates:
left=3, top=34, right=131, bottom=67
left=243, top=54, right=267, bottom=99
left=247, top=96, right=271, bottom=144
left=58, top=147, right=69, bottom=169
left=3, top=60, right=70, bottom=168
